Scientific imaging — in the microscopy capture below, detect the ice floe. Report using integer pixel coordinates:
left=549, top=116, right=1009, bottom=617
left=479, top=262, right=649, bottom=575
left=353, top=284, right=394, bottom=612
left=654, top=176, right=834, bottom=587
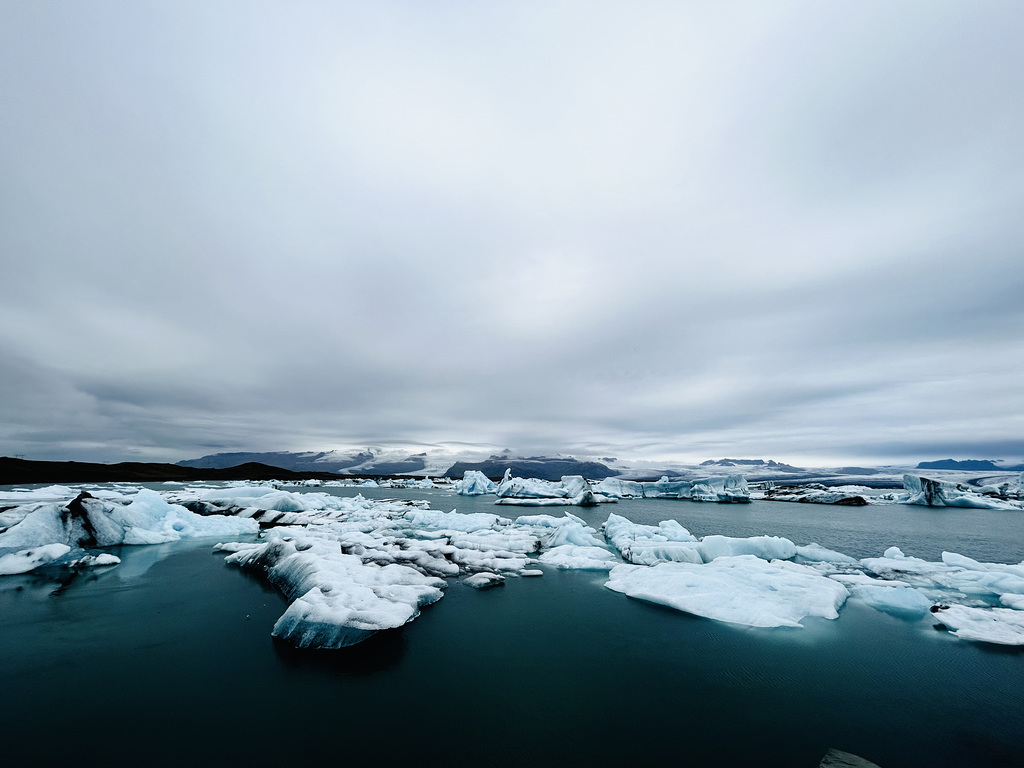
left=932, top=604, right=1024, bottom=645
left=605, top=556, right=849, bottom=628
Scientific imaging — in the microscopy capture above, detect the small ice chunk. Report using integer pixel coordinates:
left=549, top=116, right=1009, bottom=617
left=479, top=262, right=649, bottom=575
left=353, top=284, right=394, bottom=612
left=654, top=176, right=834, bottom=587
left=464, top=572, right=505, bottom=589
left=520, top=569, right=543, bottom=577
left=68, top=552, right=121, bottom=568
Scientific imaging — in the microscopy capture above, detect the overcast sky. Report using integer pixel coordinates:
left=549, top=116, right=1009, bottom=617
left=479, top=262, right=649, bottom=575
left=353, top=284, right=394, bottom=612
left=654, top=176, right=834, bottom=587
left=1, top=1, right=1022, bottom=467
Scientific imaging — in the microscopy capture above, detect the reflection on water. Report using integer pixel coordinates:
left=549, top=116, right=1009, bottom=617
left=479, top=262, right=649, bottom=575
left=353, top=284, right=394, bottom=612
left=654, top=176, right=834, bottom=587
left=272, top=627, right=409, bottom=677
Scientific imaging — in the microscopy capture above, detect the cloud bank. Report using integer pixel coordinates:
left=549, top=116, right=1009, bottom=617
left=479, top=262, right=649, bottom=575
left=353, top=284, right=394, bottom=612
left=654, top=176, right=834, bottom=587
left=2, top=2, right=1022, bottom=465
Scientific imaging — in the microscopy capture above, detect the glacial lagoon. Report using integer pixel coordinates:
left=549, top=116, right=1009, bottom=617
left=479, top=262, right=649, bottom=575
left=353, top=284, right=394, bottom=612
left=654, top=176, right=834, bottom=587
left=2, top=486, right=1023, bottom=767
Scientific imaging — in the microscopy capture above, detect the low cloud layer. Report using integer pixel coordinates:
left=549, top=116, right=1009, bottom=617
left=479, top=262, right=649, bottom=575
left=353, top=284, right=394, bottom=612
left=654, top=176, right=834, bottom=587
left=2, top=2, right=1022, bottom=466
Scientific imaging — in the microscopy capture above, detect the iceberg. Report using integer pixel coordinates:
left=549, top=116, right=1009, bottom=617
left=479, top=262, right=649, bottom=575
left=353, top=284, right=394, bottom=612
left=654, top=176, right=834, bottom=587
left=455, top=470, right=497, bottom=496
left=591, top=477, right=644, bottom=498
left=0, top=490, right=257, bottom=559
left=848, top=584, right=933, bottom=619
left=902, top=475, right=1022, bottom=510
left=539, top=545, right=620, bottom=570
left=227, top=534, right=446, bottom=648
left=513, top=513, right=605, bottom=548
left=636, top=475, right=750, bottom=502
left=494, top=471, right=609, bottom=506
left=689, top=475, right=751, bottom=503
left=932, top=604, right=1024, bottom=646
left=698, top=534, right=797, bottom=563
left=605, top=556, right=849, bottom=628
left=602, top=513, right=702, bottom=565
left=639, top=477, right=693, bottom=499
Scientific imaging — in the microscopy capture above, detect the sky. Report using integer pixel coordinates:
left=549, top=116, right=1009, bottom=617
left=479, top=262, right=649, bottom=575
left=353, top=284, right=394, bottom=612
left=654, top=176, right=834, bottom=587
left=1, top=1, right=1023, bottom=467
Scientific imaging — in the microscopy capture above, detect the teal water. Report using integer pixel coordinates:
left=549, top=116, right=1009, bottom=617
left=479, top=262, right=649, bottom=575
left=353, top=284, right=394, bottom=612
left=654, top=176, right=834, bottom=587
left=2, top=489, right=1023, bottom=767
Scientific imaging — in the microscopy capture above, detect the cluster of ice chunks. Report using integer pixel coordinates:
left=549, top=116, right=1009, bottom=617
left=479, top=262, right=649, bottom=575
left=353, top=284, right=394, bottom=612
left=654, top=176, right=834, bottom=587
left=4, top=482, right=1024, bottom=648
left=0, top=487, right=257, bottom=574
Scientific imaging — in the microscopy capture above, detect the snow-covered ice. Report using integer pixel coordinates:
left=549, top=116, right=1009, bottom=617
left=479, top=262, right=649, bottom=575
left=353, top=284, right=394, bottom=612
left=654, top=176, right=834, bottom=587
left=605, top=556, right=849, bottom=628
left=933, top=604, right=1024, bottom=645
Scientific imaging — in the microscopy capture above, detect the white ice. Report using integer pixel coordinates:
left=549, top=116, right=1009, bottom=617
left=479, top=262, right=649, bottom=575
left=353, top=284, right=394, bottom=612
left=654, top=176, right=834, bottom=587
left=698, top=534, right=797, bottom=563
left=539, top=545, right=620, bottom=570
left=227, top=534, right=446, bottom=648
left=605, top=555, right=849, bottom=628
left=902, top=474, right=1022, bottom=510
left=455, top=470, right=497, bottom=496
left=0, top=543, right=72, bottom=575
left=933, top=604, right=1024, bottom=645
left=602, top=513, right=702, bottom=565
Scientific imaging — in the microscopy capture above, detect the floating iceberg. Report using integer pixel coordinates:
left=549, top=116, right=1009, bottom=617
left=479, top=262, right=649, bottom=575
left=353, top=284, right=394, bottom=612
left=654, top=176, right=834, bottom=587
left=698, top=534, right=797, bottom=563
left=848, top=583, right=933, bottom=619
left=902, top=475, right=1022, bottom=510
left=602, top=513, right=701, bottom=565
left=636, top=475, right=750, bottom=502
left=0, top=489, right=258, bottom=561
left=605, top=556, right=849, bottom=628
left=590, top=477, right=644, bottom=498
left=455, top=470, right=497, bottom=496
left=494, top=471, right=609, bottom=506
left=539, top=545, right=620, bottom=570
left=761, top=484, right=870, bottom=506
left=932, top=604, right=1024, bottom=645
left=227, top=534, right=446, bottom=648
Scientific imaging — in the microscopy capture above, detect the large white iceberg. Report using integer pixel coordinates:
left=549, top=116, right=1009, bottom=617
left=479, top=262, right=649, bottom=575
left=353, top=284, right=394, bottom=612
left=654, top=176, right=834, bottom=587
left=902, top=475, right=1022, bottom=510
left=635, top=475, right=750, bottom=502
left=605, top=556, right=849, bottom=628
left=494, top=471, right=608, bottom=506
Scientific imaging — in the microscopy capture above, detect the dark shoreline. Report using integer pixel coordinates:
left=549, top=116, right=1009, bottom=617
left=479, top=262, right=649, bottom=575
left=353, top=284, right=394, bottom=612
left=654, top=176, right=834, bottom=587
left=0, top=457, right=348, bottom=485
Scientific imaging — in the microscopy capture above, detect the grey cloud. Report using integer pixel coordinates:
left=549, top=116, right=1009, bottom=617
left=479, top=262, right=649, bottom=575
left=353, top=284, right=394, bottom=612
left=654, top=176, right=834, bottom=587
left=2, top=2, right=1023, bottom=466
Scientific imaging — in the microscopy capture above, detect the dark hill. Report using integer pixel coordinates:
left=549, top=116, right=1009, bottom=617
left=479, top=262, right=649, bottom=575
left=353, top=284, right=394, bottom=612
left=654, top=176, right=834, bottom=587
left=445, top=457, right=615, bottom=482
left=917, top=459, right=1003, bottom=471
left=0, top=457, right=341, bottom=485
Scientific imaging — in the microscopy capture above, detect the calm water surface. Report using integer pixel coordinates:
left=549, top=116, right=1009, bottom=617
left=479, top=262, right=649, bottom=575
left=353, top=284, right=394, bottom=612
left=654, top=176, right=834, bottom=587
left=2, top=487, right=1023, bottom=767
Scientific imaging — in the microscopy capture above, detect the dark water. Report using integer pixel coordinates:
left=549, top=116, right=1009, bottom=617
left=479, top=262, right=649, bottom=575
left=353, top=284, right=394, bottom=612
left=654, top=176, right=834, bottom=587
left=2, top=489, right=1023, bottom=767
